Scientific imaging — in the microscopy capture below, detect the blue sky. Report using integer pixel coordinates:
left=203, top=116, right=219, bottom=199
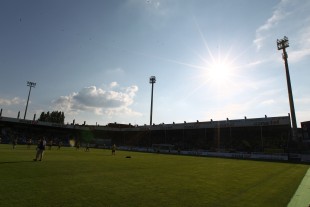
left=0, top=0, right=309, bottom=126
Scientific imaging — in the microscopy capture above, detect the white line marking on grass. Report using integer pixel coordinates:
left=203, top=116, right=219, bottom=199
left=287, top=168, right=310, bottom=207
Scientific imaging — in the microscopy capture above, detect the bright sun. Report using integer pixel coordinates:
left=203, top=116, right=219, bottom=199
left=203, top=57, right=236, bottom=86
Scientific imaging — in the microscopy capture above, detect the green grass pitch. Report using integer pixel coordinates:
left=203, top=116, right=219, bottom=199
left=0, top=144, right=308, bottom=207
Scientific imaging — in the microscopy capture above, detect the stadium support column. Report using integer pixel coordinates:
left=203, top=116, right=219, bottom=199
left=24, top=81, right=36, bottom=120
left=260, top=124, right=264, bottom=152
left=277, top=36, right=297, bottom=140
left=149, top=76, right=156, bottom=126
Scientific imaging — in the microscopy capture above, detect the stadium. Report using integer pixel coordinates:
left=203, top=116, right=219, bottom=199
left=1, top=1, right=310, bottom=206
left=1, top=113, right=310, bottom=207
left=1, top=113, right=309, bottom=162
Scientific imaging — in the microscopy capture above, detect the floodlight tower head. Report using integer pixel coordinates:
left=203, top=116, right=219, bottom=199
left=277, top=36, right=289, bottom=50
left=27, top=81, right=36, bottom=88
left=149, top=76, right=156, bottom=84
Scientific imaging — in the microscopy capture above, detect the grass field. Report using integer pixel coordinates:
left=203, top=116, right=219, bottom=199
left=0, top=144, right=308, bottom=207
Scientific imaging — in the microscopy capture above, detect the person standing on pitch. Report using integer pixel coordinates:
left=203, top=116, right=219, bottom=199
left=34, top=137, right=46, bottom=161
left=85, top=143, right=90, bottom=152
left=27, top=138, right=32, bottom=149
left=48, top=139, right=53, bottom=150
left=112, top=144, right=116, bottom=155
left=57, top=141, right=62, bottom=150
left=12, top=138, right=17, bottom=149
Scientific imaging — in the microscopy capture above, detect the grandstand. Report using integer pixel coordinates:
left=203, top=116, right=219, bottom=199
left=114, top=116, right=292, bottom=152
left=0, top=115, right=294, bottom=152
left=301, top=121, right=310, bottom=142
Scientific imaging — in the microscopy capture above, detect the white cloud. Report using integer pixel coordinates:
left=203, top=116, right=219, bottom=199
left=0, top=97, right=24, bottom=105
left=254, top=0, right=310, bottom=62
left=296, top=97, right=310, bottom=105
left=53, top=95, right=78, bottom=115
left=203, top=85, right=288, bottom=121
left=52, top=82, right=140, bottom=117
left=293, top=97, right=310, bottom=123
left=109, top=81, right=119, bottom=88
left=289, top=24, right=310, bottom=61
left=260, top=99, right=275, bottom=105
left=254, top=0, right=290, bottom=50
left=124, top=0, right=178, bottom=19
left=145, top=0, right=161, bottom=9
left=106, top=67, right=124, bottom=74
left=127, top=0, right=162, bottom=11
left=296, top=110, right=310, bottom=124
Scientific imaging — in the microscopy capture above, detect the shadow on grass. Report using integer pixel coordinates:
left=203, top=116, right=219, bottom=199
left=0, top=161, right=34, bottom=164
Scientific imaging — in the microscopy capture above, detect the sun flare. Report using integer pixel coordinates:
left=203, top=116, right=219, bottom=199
left=203, top=56, right=236, bottom=86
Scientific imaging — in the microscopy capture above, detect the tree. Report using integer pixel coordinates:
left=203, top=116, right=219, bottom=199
left=38, top=111, right=65, bottom=124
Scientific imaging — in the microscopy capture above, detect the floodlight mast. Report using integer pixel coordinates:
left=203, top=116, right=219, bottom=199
left=277, top=36, right=297, bottom=139
left=24, top=81, right=36, bottom=120
left=149, top=76, right=156, bottom=125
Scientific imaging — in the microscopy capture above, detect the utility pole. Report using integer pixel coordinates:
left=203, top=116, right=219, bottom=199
left=277, top=36, right=297, bottom=140
left=149, top=76, right=156, bottom=125
left=24, top=81, right=36, bottom=120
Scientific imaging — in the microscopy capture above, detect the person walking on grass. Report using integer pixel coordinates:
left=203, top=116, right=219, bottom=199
left=112, top=144, right=116, bottom=155
left=85, top=143, right=90, bottom=152
left=33, top=137, right=46, bottom=161
left=76, top=142, right=80, bottom=150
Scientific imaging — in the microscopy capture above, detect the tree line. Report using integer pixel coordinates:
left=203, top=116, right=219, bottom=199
left=38, top=111, right=65, bottom=124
